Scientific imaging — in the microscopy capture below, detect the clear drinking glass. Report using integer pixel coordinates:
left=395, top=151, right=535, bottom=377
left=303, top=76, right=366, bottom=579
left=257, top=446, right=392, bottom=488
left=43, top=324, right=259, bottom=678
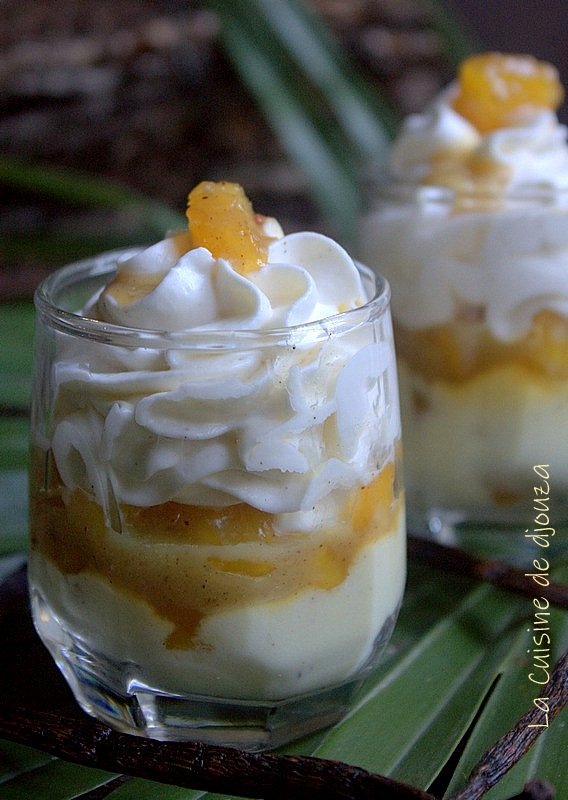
left=360, top=184, right=568, bottom=539
left=28, top=248, right=405, bottom=750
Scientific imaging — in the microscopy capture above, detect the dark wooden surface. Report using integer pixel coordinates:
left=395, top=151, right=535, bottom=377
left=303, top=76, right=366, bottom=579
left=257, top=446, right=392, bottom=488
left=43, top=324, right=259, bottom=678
left=0, top=564, right=80, bottom=716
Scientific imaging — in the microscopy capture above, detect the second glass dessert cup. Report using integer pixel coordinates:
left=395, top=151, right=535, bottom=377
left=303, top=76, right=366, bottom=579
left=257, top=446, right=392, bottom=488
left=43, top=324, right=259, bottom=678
left=360, top=184, right=568, bottom=540
left=28, top=249, right=406, bottom=750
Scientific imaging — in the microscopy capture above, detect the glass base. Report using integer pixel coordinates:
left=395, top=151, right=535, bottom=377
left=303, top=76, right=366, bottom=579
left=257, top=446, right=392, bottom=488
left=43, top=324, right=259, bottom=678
left=30, top=588, right=394, bottom=750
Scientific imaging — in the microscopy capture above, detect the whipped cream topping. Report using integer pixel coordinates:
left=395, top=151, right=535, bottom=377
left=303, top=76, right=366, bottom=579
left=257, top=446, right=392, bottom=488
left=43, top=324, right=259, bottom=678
left=361, top=191, right=568, bottom=339
left=360, top=86, right=568, bottom=340
left=390, top=86, right=568, bottom=189
left=51, top=232, right=399, bottom=526
left=88, top=229, right=365, bottom=331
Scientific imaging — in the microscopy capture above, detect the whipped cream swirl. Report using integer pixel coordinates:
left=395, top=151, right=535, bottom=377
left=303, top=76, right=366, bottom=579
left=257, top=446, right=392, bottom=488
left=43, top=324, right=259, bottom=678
left=51, top=232, right=398, bottom=528
left=360, top=87, right=568, bottom=340
left=389, top=86, right=568, bottom=189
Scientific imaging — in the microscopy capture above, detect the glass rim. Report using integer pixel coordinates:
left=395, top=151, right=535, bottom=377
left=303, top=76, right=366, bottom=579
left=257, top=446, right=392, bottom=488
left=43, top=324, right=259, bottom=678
left=34, top=247, right=391, bottom=350
left=375, top=180, right=568, bottom=205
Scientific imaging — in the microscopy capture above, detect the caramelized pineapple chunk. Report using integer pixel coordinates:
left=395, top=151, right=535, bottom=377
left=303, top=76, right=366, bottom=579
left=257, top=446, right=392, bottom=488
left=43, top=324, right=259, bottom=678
left=352, top=462, right=396, bottom=532
left=186, top=181, right=268, bottom=274
left=452, top=52, right=564, bottom=133
left=124, top=500, right=277, bottom=545
left=524, top=310, right=568, bottom=378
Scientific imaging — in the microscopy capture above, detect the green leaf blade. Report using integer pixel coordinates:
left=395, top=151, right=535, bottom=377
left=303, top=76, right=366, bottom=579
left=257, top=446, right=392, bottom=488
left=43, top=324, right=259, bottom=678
left=106, top=778, right=208, bottom=799
left=0, top=757, right=117, bottom=799
left=444, top=597, right=568, bottom=799
left=0, top=303, right=35, bottom=410
left=214, top=12, right=360, bottom=240
left=0, top=471, right=28, bottom=555
left=0, top=158, right=183, bottom=238
left=0, top=742, right=55, bottom=787
left=238, top=0, right=397, bottom=155
left=308, top=584, right=527, bottom=787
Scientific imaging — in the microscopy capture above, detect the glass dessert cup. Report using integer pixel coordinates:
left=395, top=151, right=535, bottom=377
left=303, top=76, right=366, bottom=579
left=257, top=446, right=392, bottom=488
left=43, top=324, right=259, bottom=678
left=29, top=248, right=406, bottom=750
left=360, top=184, right=568, bottom=540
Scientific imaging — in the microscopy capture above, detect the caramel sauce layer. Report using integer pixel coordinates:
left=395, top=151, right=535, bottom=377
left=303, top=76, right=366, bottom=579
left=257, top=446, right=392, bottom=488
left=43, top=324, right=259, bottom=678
left=104, top=271, right=165, bottom=306
left=31, top=457, right=402, bottom=650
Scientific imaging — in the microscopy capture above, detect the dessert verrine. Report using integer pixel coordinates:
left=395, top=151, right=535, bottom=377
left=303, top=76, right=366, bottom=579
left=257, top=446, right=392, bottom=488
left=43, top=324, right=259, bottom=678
left=360, top=54, right=568, bottom=530
left=29, top=181, right=405, bottom=747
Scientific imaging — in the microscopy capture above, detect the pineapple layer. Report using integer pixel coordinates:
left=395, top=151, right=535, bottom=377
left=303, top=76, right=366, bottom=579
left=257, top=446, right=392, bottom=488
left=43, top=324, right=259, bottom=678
left=30, top=457, right=405, bottom=699
left=31, top=457, right=402, bottom=650
left=30, top=518, right=405, bottom=700
left=396, top=311, right=568, bottom=384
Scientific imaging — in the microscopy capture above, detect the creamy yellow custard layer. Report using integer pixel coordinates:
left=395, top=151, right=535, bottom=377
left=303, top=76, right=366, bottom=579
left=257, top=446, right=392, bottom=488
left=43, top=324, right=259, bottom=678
left=399, top=359, right=568, bottom=511
left=30, top=456, right=405, bottom=699
left=396, top=315, right=568, bottom=511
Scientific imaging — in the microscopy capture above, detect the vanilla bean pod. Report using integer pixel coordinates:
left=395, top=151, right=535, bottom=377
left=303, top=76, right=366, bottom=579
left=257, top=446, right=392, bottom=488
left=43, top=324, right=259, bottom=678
left=448, top=649, right=568, bottom=800
left=0, top=703, right=435, bottom=800
left=407, top=535, right=568, bottom=609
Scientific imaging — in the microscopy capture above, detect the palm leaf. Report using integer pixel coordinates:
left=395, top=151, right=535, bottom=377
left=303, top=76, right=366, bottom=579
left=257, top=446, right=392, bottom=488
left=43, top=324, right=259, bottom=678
left=1, top=556, right=566, bottom=798
left=444, top=570, right=568, bottom=799
left=0, top=158, right=185, bottom=269
left=1, top=233, right=153, bottom=270
left=321, top=589, right=522, bottom=784
left=224, top=0, right=398, bottom=154
left=206, top=0, right=399, bottom=241
left=0, top=751, right=116, bottom=799
left=0, top=471, right=28, bottom=556
left=206, top=0, right=478, bottom=240
left=208, top=5, right=360, bottom=241
left=0, top=303, right=33, bottom=555
left=0, top=158, right=183, bottom=236
left=0, top=303, right=35, bottom=411
left=104, top=781, right=206, bottom=800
